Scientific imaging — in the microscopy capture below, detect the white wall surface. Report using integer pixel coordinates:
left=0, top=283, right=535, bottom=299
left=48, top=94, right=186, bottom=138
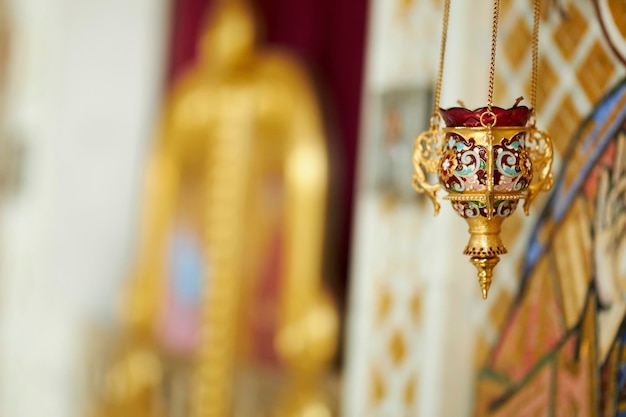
left=0, top=1, right=168, bottom=416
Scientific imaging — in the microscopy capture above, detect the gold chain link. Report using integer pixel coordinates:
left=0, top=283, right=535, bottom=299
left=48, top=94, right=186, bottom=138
left=431, top=0, right=451, bottom=126
left=433, top=0, right=538, bottom=120
left=530, top=0, right=541, bottom=112
left=486, top=0, right=500, bottom=112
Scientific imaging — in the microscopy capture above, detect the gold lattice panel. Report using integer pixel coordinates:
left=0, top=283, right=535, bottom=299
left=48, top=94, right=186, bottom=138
left=357, top=200, right=426, bottom=415
left=344, top=0, right=445, bottom=414
left=480, top=0, right=626, bottom=371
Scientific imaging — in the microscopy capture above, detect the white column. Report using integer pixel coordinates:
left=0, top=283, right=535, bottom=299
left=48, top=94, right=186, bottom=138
left=0, top=1, right=168, bottom=416
left=344, top=0, right=493, bottom=416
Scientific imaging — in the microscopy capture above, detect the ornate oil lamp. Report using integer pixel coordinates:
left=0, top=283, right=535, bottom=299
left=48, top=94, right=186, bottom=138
left=412, top=0, right=553, bottom=299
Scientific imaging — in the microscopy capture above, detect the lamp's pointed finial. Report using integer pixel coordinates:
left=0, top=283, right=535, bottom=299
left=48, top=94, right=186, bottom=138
left=471, top=256, right=499, bottom=300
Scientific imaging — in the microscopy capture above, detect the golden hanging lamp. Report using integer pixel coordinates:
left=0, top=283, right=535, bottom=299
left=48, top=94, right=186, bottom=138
left=412, top=0, right=554, bottom=299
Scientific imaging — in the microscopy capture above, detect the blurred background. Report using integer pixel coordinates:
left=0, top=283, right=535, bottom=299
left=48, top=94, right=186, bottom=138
left=0, top=0, right=625, bottom=416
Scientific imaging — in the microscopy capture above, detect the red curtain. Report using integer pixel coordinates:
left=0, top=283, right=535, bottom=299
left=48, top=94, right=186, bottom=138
left=166, top=0, right=368, bottom=303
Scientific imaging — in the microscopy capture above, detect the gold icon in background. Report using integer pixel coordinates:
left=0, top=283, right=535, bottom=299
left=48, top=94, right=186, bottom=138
left=89, top=1, right=338, bottom=416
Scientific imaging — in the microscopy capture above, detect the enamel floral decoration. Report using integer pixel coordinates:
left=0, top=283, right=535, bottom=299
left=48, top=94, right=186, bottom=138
left=412, top=0, right=554, bottom=299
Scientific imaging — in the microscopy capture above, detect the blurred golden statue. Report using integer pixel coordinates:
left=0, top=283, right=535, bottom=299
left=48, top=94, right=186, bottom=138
left=89, top=1, right=338, bottom=417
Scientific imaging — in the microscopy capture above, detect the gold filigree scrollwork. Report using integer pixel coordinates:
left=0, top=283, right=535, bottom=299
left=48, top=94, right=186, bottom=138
left=412, top=124, right=444, bottom=215
left=481, top=110, right=497, bottom=221
left=523, top=125, right=554, bottom=214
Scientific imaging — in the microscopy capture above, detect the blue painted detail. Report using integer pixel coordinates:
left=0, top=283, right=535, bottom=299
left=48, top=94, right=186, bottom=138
left=168, top=227, right=205, bottom=306
left=521, top=80, right=626, bottom=282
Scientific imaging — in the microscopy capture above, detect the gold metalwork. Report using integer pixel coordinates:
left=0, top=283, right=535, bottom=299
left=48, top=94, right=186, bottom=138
left=411, top=0, right=553, bottom=298
left=272, top=291, right=338, bottom=417
left=486, top=0, right=501, bottom=111
left=411, top=0, right=450, bottom=214
left=432, top=0, right=451, bottom=117
left=412, top=126, right=443, bottom=214
left=524, top=123, right=554, bottom=214
left=483, top=117, right=496, bottom=220
left=530, top=0, right=540, bottom=109
left=88, top=334, right=166, bottom=417
left=442, top=125, right=531, bottom=298
left=471, top=256, right=499, bottom=300
left=90, top=0, right=337, bottom=416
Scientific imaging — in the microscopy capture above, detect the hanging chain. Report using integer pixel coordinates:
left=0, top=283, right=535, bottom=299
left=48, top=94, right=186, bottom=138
left=431, top=0, right=451, bottom=127
left=530, top=0, right=541, bottom=113
left=486, top=0, right=500, bottom=114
